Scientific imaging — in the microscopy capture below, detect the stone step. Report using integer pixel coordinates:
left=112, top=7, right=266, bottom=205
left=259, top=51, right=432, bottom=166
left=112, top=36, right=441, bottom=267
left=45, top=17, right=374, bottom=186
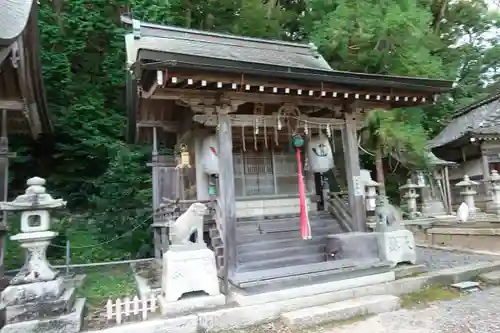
left=231, top=258, right=391, bottom=289
left=237, top=225, right=338, bottom=244
left=281, top=295, right=400, bottom=329
left=237, top=237, right=326, bottom=254
left=238, top=243, right=325, bottom=263
left=238, top=253, right=325, bottom=271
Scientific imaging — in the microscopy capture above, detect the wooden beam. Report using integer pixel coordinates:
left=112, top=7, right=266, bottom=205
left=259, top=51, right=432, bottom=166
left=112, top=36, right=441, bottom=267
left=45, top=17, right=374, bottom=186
left=342, top=104, right=366, bottom=231
left=0, top=100, right=24, bottom=110
left=192, top=113, right=352, bottom=129
left=137, top=120, right=179, bottom=132
left=151, top=88, right=393, bottom=109
left=217, top=107, right=238, bottom=279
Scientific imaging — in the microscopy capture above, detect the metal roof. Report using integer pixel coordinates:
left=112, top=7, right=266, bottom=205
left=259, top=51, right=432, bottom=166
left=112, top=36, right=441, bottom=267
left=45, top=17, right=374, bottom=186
left=429, top=92, right=500, bottom=149
left=0, top=0, right=34, bottom=46
left=121, top=15, right=332, bottom=72
left=122, top=15, right=453, bottom=93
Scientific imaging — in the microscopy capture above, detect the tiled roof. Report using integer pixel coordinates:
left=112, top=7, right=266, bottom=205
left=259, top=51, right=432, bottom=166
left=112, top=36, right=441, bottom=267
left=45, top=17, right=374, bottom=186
left=429, top=92, right=500, bottom=149
left=0, top=0, right=34, bottom=46
left=121, top=15, right=335, bottom=72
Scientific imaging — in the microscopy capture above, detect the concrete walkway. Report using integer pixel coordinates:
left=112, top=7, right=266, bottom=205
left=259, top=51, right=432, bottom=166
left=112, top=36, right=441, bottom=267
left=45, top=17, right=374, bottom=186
left=321, top=286, right=500, bottom=333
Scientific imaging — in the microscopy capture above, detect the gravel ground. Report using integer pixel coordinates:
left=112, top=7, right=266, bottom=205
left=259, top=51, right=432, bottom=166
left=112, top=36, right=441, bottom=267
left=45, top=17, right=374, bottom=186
left=416, top=247, right=500, bottom=270
left=322, top=287, right=500, bottom=333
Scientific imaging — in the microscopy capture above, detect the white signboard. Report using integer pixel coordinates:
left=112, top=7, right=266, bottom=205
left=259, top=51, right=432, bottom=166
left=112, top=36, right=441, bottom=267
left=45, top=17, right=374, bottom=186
left=353, top=176, right=363, bottom=197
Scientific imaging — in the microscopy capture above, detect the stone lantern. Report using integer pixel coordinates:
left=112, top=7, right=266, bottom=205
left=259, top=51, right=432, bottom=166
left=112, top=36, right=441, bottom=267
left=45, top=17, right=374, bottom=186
left=487, top=170, right=500, bottom=216
left=455, top=175, right=479, bottom=214
left=0, top=177, right=85, bottom=332
left=400, top=178, right=420, bottom=218
left=365, top=179, right=380, bottom=212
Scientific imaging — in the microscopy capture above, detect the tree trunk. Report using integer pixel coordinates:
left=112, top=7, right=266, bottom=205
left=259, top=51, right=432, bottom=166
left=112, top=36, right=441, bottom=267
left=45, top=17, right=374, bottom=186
left=375, top=145, right=386, bottom=197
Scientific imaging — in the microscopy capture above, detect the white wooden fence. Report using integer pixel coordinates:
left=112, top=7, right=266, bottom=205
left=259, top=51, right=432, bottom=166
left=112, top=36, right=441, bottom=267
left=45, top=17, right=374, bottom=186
left=105, top=295, right=158, bottom=324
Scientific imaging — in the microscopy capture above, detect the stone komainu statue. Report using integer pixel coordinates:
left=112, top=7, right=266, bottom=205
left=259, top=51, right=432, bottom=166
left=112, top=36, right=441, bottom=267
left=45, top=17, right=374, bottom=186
left=168, top=202, right=208, bottom=246
left=374, top=195, right=400, bottom=230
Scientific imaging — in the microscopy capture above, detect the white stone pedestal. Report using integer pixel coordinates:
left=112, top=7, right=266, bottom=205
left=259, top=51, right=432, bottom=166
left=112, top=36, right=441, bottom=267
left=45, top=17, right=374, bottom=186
left=159, top=245, right=224, bottom=315
left=162, top=245, right=221, bottom=302
left=377, top=229, right=417, bottom=267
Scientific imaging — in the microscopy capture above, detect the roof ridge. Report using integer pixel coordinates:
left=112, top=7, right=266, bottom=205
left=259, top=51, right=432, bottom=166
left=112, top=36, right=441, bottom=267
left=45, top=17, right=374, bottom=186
left=452, top=90, right=500, bottom=119
left=120, top=15, right=317, bottom=51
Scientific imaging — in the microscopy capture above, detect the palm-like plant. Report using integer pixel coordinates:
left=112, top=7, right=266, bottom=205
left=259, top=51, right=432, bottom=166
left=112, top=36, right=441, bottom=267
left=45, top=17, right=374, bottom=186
left=360, top=110, right=429, bottom=197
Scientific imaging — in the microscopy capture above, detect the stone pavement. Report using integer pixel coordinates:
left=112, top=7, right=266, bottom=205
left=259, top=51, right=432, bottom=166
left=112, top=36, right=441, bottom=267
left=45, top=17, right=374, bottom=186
left=320, top=286, right=500, bottom=333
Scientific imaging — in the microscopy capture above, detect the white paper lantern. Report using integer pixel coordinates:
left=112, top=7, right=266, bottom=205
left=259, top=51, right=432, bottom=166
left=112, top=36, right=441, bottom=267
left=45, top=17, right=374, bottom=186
left=201, top=135, right=219, bottom=175
left=307, top=135, right=334, bottom=173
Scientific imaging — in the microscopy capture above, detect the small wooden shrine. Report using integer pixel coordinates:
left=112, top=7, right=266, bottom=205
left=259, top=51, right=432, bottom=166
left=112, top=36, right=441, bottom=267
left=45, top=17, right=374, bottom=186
left=429, top=91, right=500, bottom=209
left=122, top=15, right=453, bottom=288
left=0, top=0, right=53, bottom=287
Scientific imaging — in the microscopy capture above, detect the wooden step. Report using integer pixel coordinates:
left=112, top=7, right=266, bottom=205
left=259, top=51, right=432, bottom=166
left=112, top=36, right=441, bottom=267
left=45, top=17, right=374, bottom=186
left=237, top=236, right=326, bottom=254
left=237, top=225, right=339, bottom=244
left=238, top=253, right=325, bottom=271
left=238, top=243, right=325, bottom=263
left=231, top=259, right=390, bottom=289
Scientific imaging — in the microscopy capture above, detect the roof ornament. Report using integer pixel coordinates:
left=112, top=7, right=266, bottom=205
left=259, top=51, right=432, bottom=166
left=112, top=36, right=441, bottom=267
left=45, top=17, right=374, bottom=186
left=132, top=19, right=141, bottom=40
left=308, top=43, right=320, bottom=58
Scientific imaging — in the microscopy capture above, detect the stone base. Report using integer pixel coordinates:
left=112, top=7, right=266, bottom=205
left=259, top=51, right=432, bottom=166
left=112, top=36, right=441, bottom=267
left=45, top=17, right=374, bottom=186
left=162, top=246, right=220, bottom=302
left=0, top=297, right=85, bottom=333
left=325, top=232, right=379, bottom=261
left=5, top=288, right=76, bottom=324
left=377, top=229, right=417, bottom=267
left=158, top=293, right=226, bottom=316
left=1, top=278, right=64, bottom=306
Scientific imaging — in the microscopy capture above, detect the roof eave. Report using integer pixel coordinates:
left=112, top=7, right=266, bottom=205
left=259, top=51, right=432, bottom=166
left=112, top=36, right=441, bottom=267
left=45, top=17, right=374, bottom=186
left=137, top=49, right=453, bottom=94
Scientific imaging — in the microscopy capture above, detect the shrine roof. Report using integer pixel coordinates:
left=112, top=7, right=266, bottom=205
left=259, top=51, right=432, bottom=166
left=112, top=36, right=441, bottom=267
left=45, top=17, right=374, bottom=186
left=121, top=15, right=453, bottom=94
left=0, top=0, right=33, bottom=47
left=0, top=0, right=53, bottom=138
left=429, top=91, right=500, bottom=149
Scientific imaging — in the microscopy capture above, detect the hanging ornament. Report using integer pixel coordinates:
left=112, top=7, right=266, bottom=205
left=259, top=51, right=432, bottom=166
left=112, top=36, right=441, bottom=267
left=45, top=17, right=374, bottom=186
left=326, top=124, right=332, bottom=138
left=242, top=125, right=246, bottom=152
left=254, top=120, right=258, bottom=151
left=275, top=125, right=279, bottom=146
left=255, top=119, right=259, bottom=135
left=304, top=121, right=309, bottom=136
left=277, top=115, right=282, bottom=131
left=175, top=144, right=191, bottom=169
left=264, top=120, right=268, bottom=149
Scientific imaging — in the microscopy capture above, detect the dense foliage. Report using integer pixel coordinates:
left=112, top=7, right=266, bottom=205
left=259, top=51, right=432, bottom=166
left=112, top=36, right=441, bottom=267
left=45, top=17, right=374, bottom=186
left=6, top=0, right=500, bottom=266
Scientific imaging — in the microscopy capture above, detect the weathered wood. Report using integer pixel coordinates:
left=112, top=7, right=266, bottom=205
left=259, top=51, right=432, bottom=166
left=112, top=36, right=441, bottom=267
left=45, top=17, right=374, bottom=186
left=481, top=146, right=491, bottom=200
left=217, top=109, right=237, bottom=278
left=0, top=100, right=24, bottom=110
left=342, top=105, right=366, bottom=231
left=137, top=120, right=178, bottom=132
left=0, top=110, right=8, bottom=272
left=152, top=88, right=395, bottom=109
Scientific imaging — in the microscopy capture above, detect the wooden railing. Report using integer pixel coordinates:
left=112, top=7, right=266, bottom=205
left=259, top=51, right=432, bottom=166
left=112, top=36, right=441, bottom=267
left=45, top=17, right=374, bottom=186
left=325, top=191, right=354, bottom=232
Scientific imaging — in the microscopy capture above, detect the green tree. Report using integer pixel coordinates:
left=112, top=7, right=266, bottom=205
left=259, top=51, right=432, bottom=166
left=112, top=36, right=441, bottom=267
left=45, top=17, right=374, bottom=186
left=361, top=110, right=428, bottom=196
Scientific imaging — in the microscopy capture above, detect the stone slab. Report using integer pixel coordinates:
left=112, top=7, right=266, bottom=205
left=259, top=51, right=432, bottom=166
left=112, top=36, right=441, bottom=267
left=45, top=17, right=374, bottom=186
left=281, top=294, right=401, bottom=329
left=377, top=229, right=417, bottom=267
left=325, top=232, right=379, bottom=260
left=63, top=274, right=86, bottom=289
left=5, top=287, right=76, bottom=324
left=0, top=297, right=85, bottom=333
left=87, top=315, right=199, bottom=333
left=158, top=293, right=226, bottom=316
left=230, top=271, right=396, bottom=306
left=479, top=270, right=500, bottom=284
left=450, top=281, right=481, bottom=291
left=1, top=277, right=64, bottom=306
left=394, top=264, right=428, bottom=279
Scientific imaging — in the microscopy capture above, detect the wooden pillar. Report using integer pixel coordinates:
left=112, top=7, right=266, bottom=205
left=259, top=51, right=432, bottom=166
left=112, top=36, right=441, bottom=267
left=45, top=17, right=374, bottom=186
left=194, top=135, right=209, bottom=201
left=342, top=106, right=366, bottom=232
left=0, top=109, right=7, bottom=274
left=151, top=127, right=162, bottom=260
left=481, top=145, right=490, bottom=209
left=217, top=107, right=237, bottom=278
